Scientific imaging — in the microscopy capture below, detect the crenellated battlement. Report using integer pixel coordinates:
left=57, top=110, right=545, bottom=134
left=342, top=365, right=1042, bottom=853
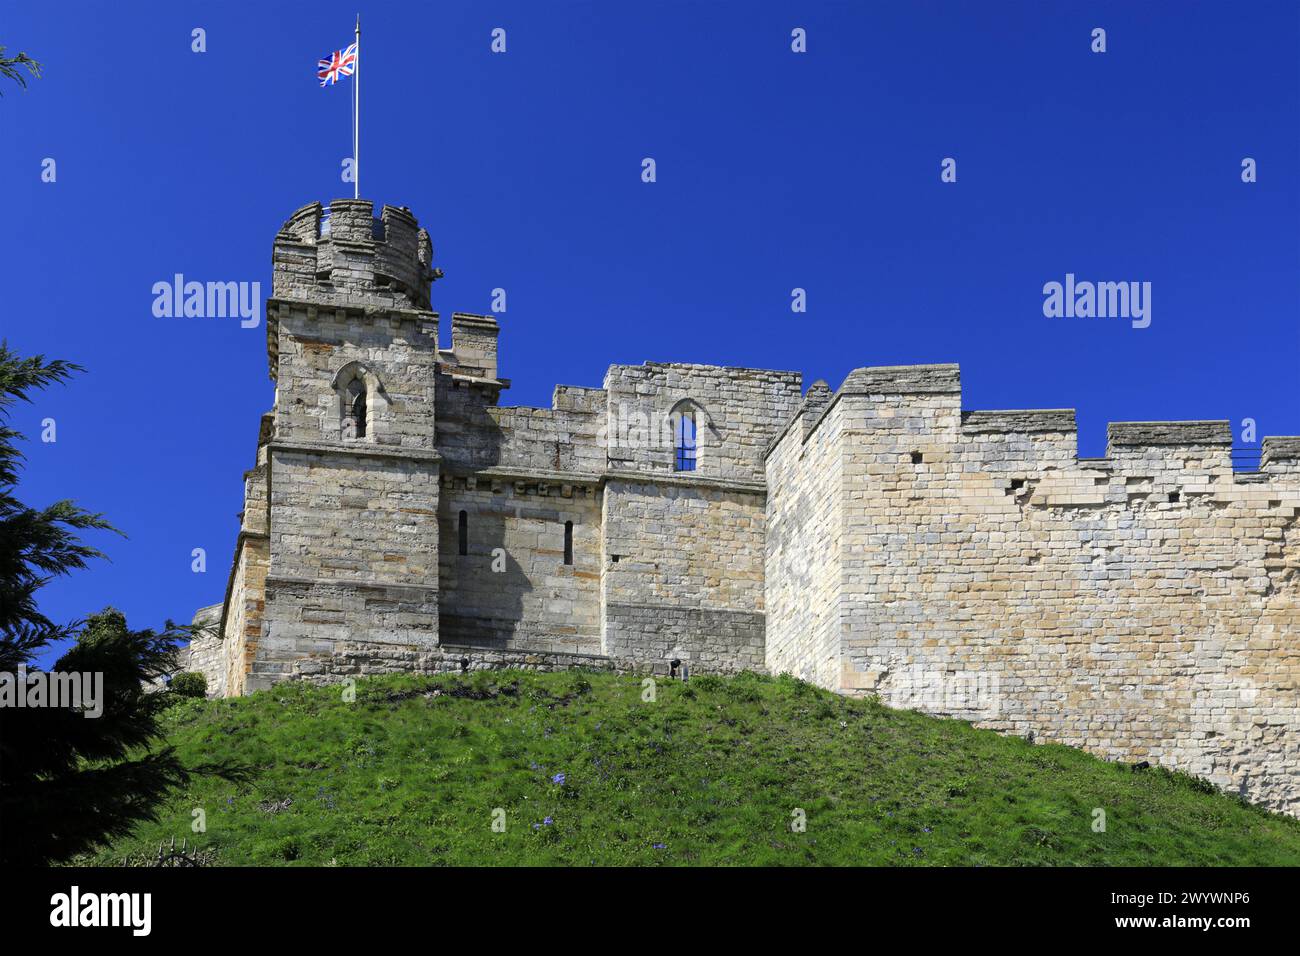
left=443, top=312, right=501, bottom=381
left=272, top=199, right=440, bottom=310
left=772, top=363, right=1299, bottom=483
left=1262, top=437, right=1300, bottom=476
left=960, top=409, right=1076, bottom=434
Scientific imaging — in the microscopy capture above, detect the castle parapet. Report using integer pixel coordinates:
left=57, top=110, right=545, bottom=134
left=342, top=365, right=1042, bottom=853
left=801, top=380, right=833, bottom=437
left=1262, top=437, right=1300, bottom=477
left=552, top=384, right=605, bottom=414
left=961, top=409, right=1076, bottom=434
left=1106, top=421, right=1233, bottom=472
left=448, top=312, right=500, bottom=380
left=272, top=199, right=438, bottom=310
left=840, top=363, right=961, bottom=395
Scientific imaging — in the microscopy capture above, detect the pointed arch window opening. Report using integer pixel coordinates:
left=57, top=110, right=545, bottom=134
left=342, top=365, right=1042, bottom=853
left=337, top=363, right=377, bottom=442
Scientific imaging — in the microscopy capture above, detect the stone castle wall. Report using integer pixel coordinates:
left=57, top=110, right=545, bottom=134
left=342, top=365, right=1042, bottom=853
left=437, top=475, right=602, bottom=655
left=190, top=198, right=1299, bottom=816
left=602, top=362, right=801, bottom=482
left=764, top=385, right=845, bottom=689
left=597, top=362, right=800, bottom=670
left=221, top=535, right=267, bottom=698
left=765, top=364, right=1300, bottom=815
left=601, top=477, right=769, bottom=671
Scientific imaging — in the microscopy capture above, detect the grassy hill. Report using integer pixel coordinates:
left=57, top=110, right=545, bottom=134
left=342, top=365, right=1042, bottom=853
left=84, top=669, right=1300, bottom=866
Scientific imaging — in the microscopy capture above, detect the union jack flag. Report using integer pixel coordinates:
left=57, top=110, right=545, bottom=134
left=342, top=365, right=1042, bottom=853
left=318, top=42, right=358, bottom=87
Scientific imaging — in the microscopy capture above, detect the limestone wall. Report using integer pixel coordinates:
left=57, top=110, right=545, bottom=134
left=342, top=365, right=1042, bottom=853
left=437, top=474, right=602, bottom=655
left=764, top=394, right=845, bottom=688
left=603, top=603, right=765, bottom=673
left=273, top=200, right=436, bottom=311
left=602, top=477, right=768, bottom=669
left=434, top=373, right=606, bottom=476
left=221, top=534, right=268, bottom=697
left=177, top=604, right=225, bottom=697
left=251, top=281, right=444, bottom=693
left=204, top=420, right=274, bottom=698
left=602, top=363, right=801, bottom=482
left=251, top=577, right=440, bottom=691
left=267, top=447, right=441, bottom=584
left=772, top=363, right=1300, bottom=815
left=268, top=302, right=440, bottom=451
left=251, top=445, right=441, bottom=693
left=275, top=640, right=698, bottom=685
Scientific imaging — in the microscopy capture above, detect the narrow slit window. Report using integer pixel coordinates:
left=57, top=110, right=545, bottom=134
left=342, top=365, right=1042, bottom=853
left=458, top=510, right=468, bottom=556
left=344, top=378, right=367, bottom=439
left=563, top=521, right=573, bottom=565
left=351, top=386, right=367, bottom=438
left=674, top=409, right=697, bottom=472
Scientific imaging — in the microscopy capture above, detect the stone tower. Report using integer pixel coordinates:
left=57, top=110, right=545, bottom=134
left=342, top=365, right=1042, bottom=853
left=228, top=199, right=445, bottom=693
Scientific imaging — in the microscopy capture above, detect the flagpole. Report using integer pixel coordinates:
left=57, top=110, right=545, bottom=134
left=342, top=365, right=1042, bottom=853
left=354, top=14, right=360, bottom=200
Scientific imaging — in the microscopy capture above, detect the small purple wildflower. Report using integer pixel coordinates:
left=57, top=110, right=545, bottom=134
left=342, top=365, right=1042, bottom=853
left=922, top=826, right=932, bottom=834
left=551, top=772, right=566, bottom=785
left=544, top=816, right=554, bottom=826
left=652, top=843, right=666, bottom=850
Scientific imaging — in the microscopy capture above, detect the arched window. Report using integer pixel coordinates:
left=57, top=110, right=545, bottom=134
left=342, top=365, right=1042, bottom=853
left=458, top=510, right=468, bottom=556
left=334, top=362, right=379, bottom=442
left=563, top=520, right=573, bottom=565
left=673, top=407, right=697, bottom=472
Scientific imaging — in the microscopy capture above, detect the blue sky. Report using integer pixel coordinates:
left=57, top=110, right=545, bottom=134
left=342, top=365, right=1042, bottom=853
left=4, top=1, right=1298, bottom=665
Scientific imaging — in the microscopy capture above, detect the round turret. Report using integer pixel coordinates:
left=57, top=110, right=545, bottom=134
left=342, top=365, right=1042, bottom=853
left=271, top=199, right=440, bottom=310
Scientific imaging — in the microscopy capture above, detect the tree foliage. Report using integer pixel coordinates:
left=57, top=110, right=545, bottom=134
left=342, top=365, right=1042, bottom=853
left=0, top=46, right=42, bottom=95
left=0, top=344, right=116, bottom=670
left=0, top=343, right=229, bottom=865
left=1, top=610, right=197, bottom=865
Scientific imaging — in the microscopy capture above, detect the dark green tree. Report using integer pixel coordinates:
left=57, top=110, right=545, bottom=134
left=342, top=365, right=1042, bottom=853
left=1, top=610, right=196, bottom=865
left=0, top=343, right=213, bottom=865
left=0, top=346, right=112, bottom=668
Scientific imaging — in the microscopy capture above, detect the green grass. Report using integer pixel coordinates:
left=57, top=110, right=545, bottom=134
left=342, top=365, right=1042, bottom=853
left=83, top=669, right=1300, bottom=866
